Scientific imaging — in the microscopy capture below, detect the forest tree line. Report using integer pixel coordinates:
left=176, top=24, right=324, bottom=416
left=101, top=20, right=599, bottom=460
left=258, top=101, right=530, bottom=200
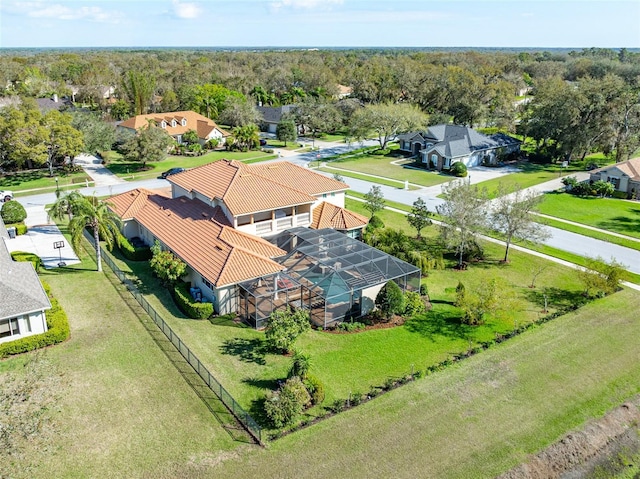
left=0, top=47, right=639, bottom=172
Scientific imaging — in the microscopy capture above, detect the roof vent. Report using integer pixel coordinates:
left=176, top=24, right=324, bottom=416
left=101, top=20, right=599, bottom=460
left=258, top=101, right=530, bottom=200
left=201, top=212, right=208, bottom=218
left=214, top=245, right=223, bottom=251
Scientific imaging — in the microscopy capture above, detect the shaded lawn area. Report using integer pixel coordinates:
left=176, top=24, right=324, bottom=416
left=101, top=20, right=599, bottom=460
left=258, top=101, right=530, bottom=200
left=0, top=168, right=91, bottom=193
left=213, top=288, right=640, bottom=479
left=537, top=192, right=640, bottom=240
left=328, top=154, right=452, bottom=187
left=0, top=240, right=239, bottom=478
left=106, top=149, right=277, bottom=179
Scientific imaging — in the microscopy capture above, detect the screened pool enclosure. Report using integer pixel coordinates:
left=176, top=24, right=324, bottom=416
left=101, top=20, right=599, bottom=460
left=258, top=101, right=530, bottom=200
left=238, top=228, right=421, bottom=329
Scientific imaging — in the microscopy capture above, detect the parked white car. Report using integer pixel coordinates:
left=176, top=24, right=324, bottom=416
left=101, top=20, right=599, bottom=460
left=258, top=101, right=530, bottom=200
left=0, top=190, right=14, bottom=202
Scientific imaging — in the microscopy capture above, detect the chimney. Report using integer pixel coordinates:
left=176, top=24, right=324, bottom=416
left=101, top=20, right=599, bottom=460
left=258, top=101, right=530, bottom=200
left=52, top=94, right=59, bottom=103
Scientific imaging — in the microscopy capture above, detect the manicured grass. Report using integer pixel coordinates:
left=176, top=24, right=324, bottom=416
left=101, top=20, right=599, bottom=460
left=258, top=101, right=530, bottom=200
left=347, top=191, right=412, bottom=213
left=475, top=155, right=614, bottom=198
left=328, top=154, right=452, bottom=188
left=346, top=196, right=411, bottom=229
left=537, top=193, right=640, bottom=239
left=262, top=139, right=304, bottom=150
left=318, top=166, right=420, bottom=190
left=0, top=168, right=91, bottom=193
left=0, top=235, right=239, bottom=478
left=534, top=215, right=640, bottom=252
left=208, top=287, right=640, bottom=479
left=106, top=149, right=277, bottom=180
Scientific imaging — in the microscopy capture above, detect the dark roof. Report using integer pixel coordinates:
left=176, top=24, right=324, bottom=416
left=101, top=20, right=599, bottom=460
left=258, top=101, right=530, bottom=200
left=420, top=124, right=519, bottom=159
left=397, top=131, right=428, bottom=142
left=256, top=104, right=297, bottom=124
left=36, top=96, right=73, bottom=113
left=0, top=219, right=51, bottom=321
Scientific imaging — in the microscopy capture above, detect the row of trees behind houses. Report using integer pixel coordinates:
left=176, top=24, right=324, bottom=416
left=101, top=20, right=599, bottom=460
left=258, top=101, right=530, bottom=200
left=1, top=47, right=640, bottom=172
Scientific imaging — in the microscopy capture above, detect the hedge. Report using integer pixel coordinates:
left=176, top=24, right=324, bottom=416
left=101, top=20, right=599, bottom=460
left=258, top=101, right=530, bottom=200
left=117, top=234, right=152, bottom=261
left=5, top=222, right=27, bottom=235
left=0, top=281, right=70, bottom=358
left=10, top=251, right=42, bottom=271
left=172, top=281, right=214, bottom=319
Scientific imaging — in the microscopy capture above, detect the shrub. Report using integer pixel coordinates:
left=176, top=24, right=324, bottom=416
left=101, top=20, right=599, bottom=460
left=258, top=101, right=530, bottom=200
left=262, top=148, right=274, bottom=154
left=117, top=234, right=152, bottom=261
left=288, top=350, right=312, bottom=380
left=0, top=281, right=70, bottom=358
left=172, top=282, right=214, bottom=319
left=303, top=374, right=325, bottom=405
left=10, top=251, right=42, bottom=271
left=419, top=283, right=429, bottom=297
left=611, top=190, right=628, bottom=199
left=366, top=215, right=385, bottom=231
left=6, top=223, right=28, bottom=235
left=149, top=241, right=187, bottom=286
left=1, top=200, right=27, bottom=224
left=450, top=162, right=468, bottom=177
left=404, top=291, right=426, bottom=316
left=264, top=377, right=311, bottom=428
left=375, top=280, right=405, bottom=319
left=335, top=321, right=366, bottom=332
left=264, top=308, right=310, bottom=354
left=371, top=148, right=390, bottom=156
left=350, top=392, right=363, bottom=406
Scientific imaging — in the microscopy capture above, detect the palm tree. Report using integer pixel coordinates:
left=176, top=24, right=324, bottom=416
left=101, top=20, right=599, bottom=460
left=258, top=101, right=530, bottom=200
left=48, top=193, right=121, bottom=272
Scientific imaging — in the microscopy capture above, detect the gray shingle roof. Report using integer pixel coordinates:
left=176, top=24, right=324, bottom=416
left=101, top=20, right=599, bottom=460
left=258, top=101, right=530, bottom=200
left=0, top=219, right=51, bottom=321
left=419, top=124, right=519, bottom=159
left=256, top=104, right=297, bottom=124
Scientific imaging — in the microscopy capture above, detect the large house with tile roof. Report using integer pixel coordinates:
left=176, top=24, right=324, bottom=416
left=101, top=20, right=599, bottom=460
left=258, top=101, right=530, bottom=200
left=118, top=110, right=230, bottom=145
left=109, top=160, right=373, bottom=320
left=589, top=157, right=640, bottom=198
left=0, top=219, right=51, bottom=344
left=398, top=125, right=521, bottom=171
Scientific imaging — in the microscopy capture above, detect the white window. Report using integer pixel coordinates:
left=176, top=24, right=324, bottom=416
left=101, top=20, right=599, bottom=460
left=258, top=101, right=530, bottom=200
left=181, top=119, right=187, bottom=126
left=0, top=317, right=20, bottom=338
left=431, top=154, right=437, bottom=165
left=171, top=119, right=177, bottom=127
left=161, top=121, right=167, bottom=129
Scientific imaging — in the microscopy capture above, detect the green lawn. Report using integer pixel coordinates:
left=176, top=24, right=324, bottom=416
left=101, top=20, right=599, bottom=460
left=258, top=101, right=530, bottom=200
left=538, top=193, right=640, bottom=239
left=0, top=235, right=239, bottom=478
left=319, top=165, right=421, bottom=190
left=328, top=154, right=452, bottom=188
left=0, top=168, right=91, bottom=194
left=106, top=149, right=277, bottom=180
left=212, top=288, right=640, bottom=479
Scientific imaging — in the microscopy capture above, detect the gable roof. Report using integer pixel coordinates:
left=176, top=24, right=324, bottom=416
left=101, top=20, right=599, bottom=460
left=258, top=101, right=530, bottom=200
left=119, top=110, right=229, bottom=140
left=108, top=189, right=284, bottom=287
left=397, top=131, right=428, bottom=143
left=168, top=160, right=349, bottom=216
left=0, top=220, right=51, bottom=321
left=420, top=124, right=515, bottom=159
left=591, top=157, right=640, bottom=181
left=311, top=202, right=368, bottom=231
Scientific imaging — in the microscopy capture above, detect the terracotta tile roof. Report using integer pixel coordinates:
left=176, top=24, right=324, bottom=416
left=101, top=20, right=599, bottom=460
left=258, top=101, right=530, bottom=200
left=109, top=190, right=284, bottom=286
left=168, top=160, right=349, bottom=216
left=119, top=110, right=229, bottom=140
left=591, top=157, right=640, bottom=181
left=311, top=202, right=368, bottom=231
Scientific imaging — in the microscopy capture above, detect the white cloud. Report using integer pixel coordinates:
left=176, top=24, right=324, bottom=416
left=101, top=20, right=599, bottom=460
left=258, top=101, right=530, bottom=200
left=269, top=0, right=343, bottom=13
left=9, top=2, right=122, bottom=23
left=172, top=0, right=201, bottom=19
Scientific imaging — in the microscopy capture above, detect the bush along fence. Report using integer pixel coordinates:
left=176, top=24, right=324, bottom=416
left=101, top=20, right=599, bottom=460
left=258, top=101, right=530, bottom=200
left=268, top=299, right=592, bottom=440
left=93, top=239, right=263, bottom=444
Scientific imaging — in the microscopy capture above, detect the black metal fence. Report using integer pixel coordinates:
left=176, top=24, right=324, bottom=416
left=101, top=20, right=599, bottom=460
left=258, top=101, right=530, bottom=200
left=95, top=242, right=262, bottom=443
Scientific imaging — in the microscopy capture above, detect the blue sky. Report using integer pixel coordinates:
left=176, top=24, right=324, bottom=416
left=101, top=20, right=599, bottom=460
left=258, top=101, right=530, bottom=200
left=1, top=0, right=639, bottom=49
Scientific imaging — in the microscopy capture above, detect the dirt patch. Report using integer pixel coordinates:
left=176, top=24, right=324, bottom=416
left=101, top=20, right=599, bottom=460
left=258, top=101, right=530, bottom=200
left=498, top=396, right=640, bottom=479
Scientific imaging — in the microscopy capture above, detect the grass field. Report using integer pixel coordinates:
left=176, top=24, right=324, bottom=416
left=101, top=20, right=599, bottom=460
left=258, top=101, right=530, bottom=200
left=106, top=149, right=277, bottom=180
left=327, top=154, right=452, bottom=188
left=319, top=165, right=421, bottom=190
left=0, top=168, right=91, bottom=194
left=537, top=193, right=640, bottom=239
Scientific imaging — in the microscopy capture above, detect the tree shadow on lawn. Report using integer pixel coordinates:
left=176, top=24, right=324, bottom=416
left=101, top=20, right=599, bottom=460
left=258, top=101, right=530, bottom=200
left=524, top=286, right=587, bottom=310
left=404, top=307, right=472, bottom=341
left=598, top=211, right=640, bottom=237
left=220, top=337, right=269, bottom=365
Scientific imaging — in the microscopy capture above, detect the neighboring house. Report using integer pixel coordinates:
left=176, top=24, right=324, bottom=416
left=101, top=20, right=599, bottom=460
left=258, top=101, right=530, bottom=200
left=398, top=125, right=521, bottom=171
left=107, top=159, right=413, bottom=329
left=0, top=219, right=51, bottom=345
left=118, top=110, right=230, bottom=145
left=336, top=84, right=353, bottom=99
left=589, top=157, right=640, bottom=198
left=36, top=94, right=74, bottom=113
left=256, top=104, right=297, bottom=134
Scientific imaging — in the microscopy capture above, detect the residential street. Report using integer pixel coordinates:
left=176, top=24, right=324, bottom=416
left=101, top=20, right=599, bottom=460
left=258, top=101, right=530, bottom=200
left=9, top=144, right=640, bottom=275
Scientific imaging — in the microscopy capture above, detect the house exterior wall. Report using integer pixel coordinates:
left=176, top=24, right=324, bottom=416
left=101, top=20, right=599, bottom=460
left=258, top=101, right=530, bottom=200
left=313, top=191, right=344, bottom=209
left=215, top=285, right=238, bottom=315
left=590, top=166, right=632, bottom=193
left=122, top=220, right=140, bottom=239
left=172, top=184, right=191, bottom=199
left=0, top=311, right=48, bottom=345
left=361, top=283, right=385, bottom=315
